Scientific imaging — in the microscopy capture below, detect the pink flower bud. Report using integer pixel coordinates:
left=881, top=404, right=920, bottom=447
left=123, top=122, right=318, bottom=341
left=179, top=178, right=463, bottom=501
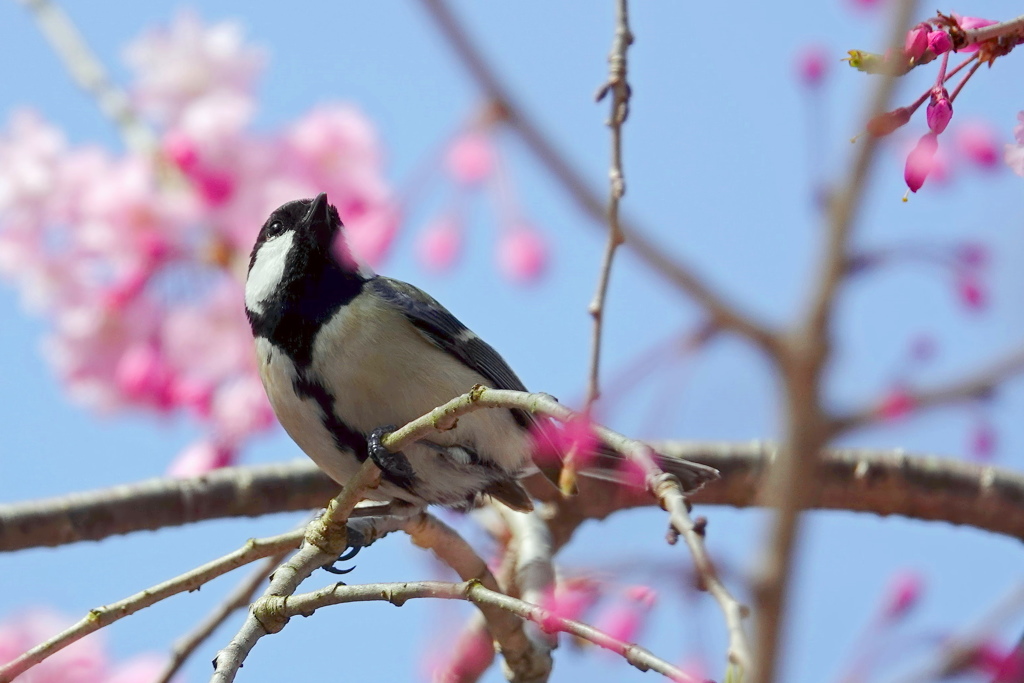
left=416, top=216, right=462, bottom=272
left=904, top=24, right=929, bottom=61
left=497, top=226, right=547, bottom=284
left=927, top=30, right=953, bottom=55
left=926, top=91, right=953, bottom=134
left=905, top=132, right=939, bottom=193
left=795, top=44, right=828, bottom=88
left=881, top=571, right=924, bottom=620
left=955, top=122, right=1000, bottom=168
left=445, top=132, right=496, bottom=185
left=878, top=387, right=914, bottom=421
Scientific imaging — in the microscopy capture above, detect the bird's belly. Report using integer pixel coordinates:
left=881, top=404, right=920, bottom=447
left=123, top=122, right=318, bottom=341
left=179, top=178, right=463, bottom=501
left=255, top=337, right=368, bottom=493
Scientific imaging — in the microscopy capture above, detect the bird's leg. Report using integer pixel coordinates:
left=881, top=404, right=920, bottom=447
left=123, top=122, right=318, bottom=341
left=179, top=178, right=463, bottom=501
left=321, top=526, right=366, bottom=576
left=367, top=425, right=416, bottom=482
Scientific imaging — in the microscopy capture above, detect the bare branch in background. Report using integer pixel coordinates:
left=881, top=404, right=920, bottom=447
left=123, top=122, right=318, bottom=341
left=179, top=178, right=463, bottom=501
left=415, top=0, right=779, bottom=355
left=16, top=0, right=156, bottom=154
left=833, top=345, right=1024, bottom=434
left=752, top=2, right=920, bottom=682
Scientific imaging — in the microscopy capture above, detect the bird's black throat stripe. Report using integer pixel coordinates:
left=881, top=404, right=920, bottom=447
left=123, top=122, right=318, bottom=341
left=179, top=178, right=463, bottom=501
left=247, top=245, right=365, bottom=367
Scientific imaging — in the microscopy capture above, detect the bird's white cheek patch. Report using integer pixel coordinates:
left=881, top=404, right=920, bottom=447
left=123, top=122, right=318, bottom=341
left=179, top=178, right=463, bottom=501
left=245, top=232, right=295, bottom=314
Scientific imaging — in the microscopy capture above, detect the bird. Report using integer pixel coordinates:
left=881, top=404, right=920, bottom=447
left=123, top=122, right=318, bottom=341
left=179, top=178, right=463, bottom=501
left=244, top=192, right=719, bottom=514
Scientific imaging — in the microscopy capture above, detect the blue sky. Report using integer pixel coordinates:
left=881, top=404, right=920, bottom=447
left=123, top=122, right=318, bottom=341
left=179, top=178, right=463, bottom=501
left=2, top=2, right=1024, bottom=682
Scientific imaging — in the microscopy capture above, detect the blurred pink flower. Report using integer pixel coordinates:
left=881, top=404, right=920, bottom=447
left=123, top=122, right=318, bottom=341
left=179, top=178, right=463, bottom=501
left=124, top=10, right=263, bottom=124
left=878, top=387, right=914, bottom=421
left=538, top=578, right=602, bottom=630
left=417, top=215, right=463, bottom=272
left=529, top=416, right=600, bottom=468
left=955, top=273, right=986, bottom=311
left=446, top=131, right=496, bottom=185
left=969, top=642, right=1024, bottom=682
left=497, top=226, right=547, bottom=284
left=794, top=44, right=829, bottom=88
left=428, top=625, right=493, bottom=683
left=167, top=439, right=236, bottom=477
left=955, top=122, right=1000, bottom=169
left=0, top=608, right=172, bottom=683
left=880, top=570, right=924, bottom=620
left=593, top=586, right=657, bottom=645
left=904, top=132, right=939, bottom=193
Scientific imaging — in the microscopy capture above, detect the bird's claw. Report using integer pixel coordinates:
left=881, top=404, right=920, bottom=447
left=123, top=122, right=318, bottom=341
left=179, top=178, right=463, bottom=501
left=368, top=424, right=416, bottom=481
left=320, top=527, right=365, bottom=575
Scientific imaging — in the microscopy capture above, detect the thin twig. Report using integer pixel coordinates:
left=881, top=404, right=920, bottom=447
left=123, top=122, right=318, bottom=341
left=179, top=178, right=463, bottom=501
left=282, top=579, right=698, bottom=682
left=414, top=0, right=779, bottom=356
left=961, top=13, right=1024, bottom=47
left=0, top=529, right=304, bottom=683
left=16, top=0, right=155, bottom=155
left=653, top=476, right=751, bottom=674
left=155, top=551, right=290, bottom=683
left=585, top=0, right=633, bottom=411
left=753, top=2, right=919, bottom=683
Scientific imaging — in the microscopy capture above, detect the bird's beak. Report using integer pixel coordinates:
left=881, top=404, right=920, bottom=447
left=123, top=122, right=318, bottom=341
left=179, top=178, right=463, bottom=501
left=305, top=192, right=335, bottom=247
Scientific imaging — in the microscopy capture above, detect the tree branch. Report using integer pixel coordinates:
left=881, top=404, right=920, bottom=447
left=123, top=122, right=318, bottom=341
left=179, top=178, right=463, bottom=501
left=414, top=0, right=778, bottom=354
left=752, top=1, right=919, bottom=682
left=282, top=579, right=696, bottom=682
left=832, top=345, right=1024, bottom=434
left=401, top=512, right=552, bottom=682
left=5, top=444, right=1024, bottom=551
left=585, top=0, right=633, bottom=411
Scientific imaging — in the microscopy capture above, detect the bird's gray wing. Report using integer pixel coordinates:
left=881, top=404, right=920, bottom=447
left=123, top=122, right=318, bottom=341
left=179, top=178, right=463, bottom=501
left=368, top=276, right=529, bottom=396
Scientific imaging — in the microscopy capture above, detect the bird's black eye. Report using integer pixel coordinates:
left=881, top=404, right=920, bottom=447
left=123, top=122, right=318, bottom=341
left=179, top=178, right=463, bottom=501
left=266, top=220, right=284, bottom=237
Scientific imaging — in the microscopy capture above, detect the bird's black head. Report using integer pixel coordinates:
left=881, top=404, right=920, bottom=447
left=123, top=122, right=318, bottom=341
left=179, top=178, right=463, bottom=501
left=245, top=193, right=366, bottom=338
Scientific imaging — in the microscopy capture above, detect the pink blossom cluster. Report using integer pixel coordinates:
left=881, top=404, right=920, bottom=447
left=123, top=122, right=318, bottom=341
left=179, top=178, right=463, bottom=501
left=849, top=13, right=1005, bottom=195
left=0, top=609, right=170, bottom=683
left=0, top=12, right=396, bottom=473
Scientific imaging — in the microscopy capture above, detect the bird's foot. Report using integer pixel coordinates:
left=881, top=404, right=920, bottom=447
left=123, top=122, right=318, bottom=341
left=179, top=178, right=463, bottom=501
left=367, top=425, right=416, bottom=482
left=321, top=527, right=366, bottom=576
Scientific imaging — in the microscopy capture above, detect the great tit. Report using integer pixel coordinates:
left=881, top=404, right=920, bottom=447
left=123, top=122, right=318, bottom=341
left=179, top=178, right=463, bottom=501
left=245, top=193, right=718, bottom=513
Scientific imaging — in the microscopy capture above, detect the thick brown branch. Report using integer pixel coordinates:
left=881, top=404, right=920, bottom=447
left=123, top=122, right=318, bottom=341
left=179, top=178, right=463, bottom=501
left=415, top=0, right=778, bottom=354
left=4, top=444, right=1023, bottom=551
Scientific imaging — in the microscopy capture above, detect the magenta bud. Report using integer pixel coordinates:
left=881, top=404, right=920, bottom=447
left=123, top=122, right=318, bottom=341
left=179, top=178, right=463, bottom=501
left=904, top=24, right=929, bottom=61
left=927, top=30, right=953, bottom=55
left=926, top=91, right=953, bottom=134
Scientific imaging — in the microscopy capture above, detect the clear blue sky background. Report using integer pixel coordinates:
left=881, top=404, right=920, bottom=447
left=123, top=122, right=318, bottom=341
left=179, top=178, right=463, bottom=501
left=2, top=2, right=1024, bottom=682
